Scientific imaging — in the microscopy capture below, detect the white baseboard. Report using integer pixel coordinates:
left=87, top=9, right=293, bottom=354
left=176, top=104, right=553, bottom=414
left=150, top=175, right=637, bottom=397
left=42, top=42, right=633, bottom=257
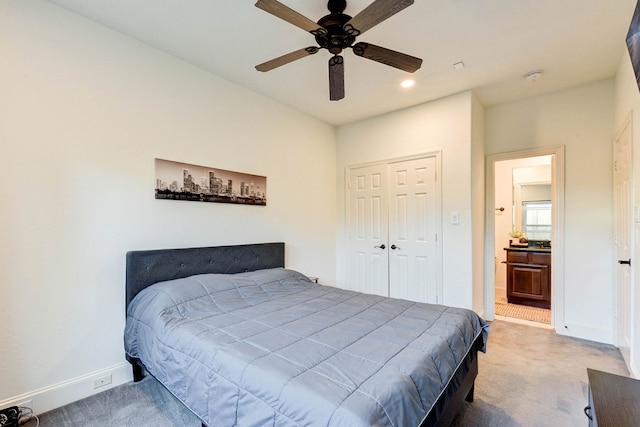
left=495, top=314, right=554, bottom=329
left=556, top=321, right=615, bottom=345
left=0, top=363, right=133, bottom=415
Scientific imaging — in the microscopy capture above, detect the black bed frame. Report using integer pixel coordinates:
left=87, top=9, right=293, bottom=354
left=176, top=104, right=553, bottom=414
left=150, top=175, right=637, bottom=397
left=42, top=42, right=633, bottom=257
left=124, top=242, right=480, bottom=427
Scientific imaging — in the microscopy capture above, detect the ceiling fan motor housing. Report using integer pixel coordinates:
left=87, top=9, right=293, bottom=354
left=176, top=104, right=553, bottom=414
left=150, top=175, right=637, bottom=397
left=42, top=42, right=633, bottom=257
left=327, top=0, right=347, bottom=14
left=316, top=10, right=355, bottom=54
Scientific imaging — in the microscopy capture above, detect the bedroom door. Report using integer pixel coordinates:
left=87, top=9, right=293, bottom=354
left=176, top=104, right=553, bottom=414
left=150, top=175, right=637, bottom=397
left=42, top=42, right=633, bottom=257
left=613, top=116, right=633, bottom=368
left=347, top=155, right=441, bottom=303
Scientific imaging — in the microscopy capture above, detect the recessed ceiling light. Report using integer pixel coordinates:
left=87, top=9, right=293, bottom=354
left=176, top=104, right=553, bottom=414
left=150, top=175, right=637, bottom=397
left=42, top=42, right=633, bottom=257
left=401, top=79, right=415, bottom=88
left=453, top=61, right=465, bottom=70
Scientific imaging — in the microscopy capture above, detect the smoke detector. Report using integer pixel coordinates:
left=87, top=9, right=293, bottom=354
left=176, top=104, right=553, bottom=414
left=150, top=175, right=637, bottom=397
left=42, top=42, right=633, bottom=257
left=525, top=70, right=543, bottom=82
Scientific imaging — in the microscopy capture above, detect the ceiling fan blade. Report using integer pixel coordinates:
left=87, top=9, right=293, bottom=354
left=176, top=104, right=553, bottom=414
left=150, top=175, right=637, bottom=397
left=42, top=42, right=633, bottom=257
left=352, top=42, right=422, bottom=73
left=256, top=47, right=319, bottom=72
left=329, top=55, right=345, bottom=101
left=345, top=0, right=414, bottom=36
left=255, top=0, right=326, bottom=36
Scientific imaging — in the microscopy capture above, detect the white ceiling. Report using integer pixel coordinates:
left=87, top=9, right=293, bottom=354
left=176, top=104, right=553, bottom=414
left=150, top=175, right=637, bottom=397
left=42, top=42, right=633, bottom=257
left=47, top=0, right=637, bottom=126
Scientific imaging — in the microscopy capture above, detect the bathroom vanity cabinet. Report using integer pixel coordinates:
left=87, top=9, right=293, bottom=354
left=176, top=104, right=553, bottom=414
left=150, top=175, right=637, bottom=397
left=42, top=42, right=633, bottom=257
left=504, top=247, right=551, bottom=309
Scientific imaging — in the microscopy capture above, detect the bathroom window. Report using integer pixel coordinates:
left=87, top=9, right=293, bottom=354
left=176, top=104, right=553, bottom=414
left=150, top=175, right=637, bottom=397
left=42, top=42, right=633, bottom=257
left=523, top=201, right=551, bottom=240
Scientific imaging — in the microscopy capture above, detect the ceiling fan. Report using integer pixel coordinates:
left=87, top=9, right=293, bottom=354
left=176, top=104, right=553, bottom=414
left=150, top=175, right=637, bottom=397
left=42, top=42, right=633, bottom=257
left=255, top=0, right=423, bottom=101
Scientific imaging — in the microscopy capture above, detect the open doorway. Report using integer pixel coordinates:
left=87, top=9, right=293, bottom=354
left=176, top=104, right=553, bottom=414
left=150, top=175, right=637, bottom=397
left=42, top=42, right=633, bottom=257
left=494, top=156, right=552, bottom=326
left=485, top=147, right=565, bottom=330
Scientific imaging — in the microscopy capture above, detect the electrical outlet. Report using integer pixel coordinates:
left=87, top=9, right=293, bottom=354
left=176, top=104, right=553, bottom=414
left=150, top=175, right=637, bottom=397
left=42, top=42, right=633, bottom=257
left=93, top=374, right=112, bottom=389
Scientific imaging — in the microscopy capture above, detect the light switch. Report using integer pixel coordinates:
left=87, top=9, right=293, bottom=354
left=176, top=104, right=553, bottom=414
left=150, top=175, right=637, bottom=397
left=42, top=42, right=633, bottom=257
left=451, top=212, right=459, bottom=225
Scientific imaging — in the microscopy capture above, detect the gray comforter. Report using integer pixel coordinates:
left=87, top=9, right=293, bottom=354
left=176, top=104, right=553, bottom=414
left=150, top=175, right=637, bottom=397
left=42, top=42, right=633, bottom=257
left=125, top=268, right=488, bottom=427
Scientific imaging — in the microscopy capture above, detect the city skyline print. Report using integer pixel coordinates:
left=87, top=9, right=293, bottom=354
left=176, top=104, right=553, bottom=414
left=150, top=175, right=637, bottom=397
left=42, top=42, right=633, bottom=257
left=155, top=158, right=267, bottom=206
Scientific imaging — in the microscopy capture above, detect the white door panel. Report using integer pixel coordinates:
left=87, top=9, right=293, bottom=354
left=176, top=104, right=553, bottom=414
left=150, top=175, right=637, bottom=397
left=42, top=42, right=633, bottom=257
left=389, top=157, right=438, bottom=303
left=348, top=156, right=440, bottom=303
left=349, top=164, right=389, bottom=296
left=614, top=117, right=632, bottom=368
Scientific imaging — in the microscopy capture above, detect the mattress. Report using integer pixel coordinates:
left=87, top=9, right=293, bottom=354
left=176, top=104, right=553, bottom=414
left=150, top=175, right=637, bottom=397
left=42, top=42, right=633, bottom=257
left=124, top=268, right=488, bottom=426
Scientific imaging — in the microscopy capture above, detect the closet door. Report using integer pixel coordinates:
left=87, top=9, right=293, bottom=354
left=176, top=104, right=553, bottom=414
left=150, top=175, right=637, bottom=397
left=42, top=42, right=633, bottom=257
left=347, top=156, right=440, bottom=303
left=348, top=164, right=389, bottom=297
left=388, top=157, right=438, bottom=303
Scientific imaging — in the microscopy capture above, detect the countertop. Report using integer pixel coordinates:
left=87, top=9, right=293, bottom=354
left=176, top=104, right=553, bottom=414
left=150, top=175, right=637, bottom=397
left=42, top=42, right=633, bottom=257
left=504, top=246, right=551, bottom=253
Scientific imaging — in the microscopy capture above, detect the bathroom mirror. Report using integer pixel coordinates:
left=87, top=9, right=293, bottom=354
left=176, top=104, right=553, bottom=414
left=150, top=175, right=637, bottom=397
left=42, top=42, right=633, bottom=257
left=513, top=183, right=551, bottom=240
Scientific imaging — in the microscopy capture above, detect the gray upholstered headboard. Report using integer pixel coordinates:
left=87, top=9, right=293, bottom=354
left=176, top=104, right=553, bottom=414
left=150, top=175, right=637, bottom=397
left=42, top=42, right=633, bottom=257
left=125, top=242, right=285, bottom=310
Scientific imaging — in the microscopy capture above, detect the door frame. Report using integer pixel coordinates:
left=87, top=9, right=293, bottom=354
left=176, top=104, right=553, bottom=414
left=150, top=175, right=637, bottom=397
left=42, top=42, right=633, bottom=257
left=484, top=146, right=565, bottom=329
left=345, top=151, right=443, bottom=302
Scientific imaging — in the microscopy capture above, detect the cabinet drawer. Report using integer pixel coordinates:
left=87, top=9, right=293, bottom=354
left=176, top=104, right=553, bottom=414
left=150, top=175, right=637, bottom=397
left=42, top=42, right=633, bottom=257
left=530, top=253, right=551, bottom=266
left=507, top=251, right=529, bottom=263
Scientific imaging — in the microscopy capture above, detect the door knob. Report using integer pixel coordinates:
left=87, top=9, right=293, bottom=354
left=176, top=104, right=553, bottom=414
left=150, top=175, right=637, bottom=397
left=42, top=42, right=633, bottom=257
left=374, top=244, right=386, bottom=250
left=618, top=259, right=632, bottom=266
left=390, top=244, right=401, bottom=250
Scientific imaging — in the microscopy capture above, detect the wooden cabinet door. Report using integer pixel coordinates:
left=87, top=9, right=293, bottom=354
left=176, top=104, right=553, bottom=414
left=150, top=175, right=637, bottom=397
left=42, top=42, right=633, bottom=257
left=505, top=250, right=551, bottom=309
left=507, top=263, right=550, bottom=309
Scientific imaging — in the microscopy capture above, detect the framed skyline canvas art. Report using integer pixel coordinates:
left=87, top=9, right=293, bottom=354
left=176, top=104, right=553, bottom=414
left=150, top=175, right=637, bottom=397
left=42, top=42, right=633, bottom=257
left=154, top=158, right=267, bottom=206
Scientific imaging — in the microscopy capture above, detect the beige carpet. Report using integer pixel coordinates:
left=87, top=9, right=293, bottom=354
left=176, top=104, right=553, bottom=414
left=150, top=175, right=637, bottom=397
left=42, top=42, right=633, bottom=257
left=450, top=320, right=628, bottom=427
left=495, top=301, right=551, bottom=324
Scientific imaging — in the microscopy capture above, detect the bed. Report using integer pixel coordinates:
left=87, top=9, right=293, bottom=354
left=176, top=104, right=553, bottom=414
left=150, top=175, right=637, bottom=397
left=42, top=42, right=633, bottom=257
left=124, top=242, right=488, bottom=427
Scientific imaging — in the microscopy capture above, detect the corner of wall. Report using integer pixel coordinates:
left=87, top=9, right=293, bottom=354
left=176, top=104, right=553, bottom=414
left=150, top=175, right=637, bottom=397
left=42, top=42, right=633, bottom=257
left=471, top=93, right=486, bottom=314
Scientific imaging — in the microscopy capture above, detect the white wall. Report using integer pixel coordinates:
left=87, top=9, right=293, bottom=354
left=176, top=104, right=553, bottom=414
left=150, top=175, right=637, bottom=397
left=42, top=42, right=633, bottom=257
left=0, top=0, right=336, bottom=411
left=486, top=80, right=615, bottom=343
left=336, top=91, right=477, bottom=310
left=614, top=50, right=640, bottom=130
